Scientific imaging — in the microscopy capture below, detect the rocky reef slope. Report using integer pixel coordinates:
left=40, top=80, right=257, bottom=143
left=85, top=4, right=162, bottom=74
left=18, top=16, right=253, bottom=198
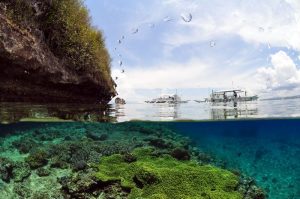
left=0, top=0, right=116, bottom=103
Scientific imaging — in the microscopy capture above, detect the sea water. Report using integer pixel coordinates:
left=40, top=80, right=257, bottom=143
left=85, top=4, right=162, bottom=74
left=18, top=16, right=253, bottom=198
left=174, top=120, right=300, bottom=199
left=0, top=100, right=299, bottom=198
left=2, top=99, right=300, bottom=123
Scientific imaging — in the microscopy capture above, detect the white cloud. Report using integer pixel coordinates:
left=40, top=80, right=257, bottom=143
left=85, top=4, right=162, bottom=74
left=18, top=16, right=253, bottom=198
left=255, top=51, right=300, bottom=97
left=113, top=57, right=260, bottom=101
left=161, top=0, right=300, bottom=51
left=91, top=0, right=300, bottom=99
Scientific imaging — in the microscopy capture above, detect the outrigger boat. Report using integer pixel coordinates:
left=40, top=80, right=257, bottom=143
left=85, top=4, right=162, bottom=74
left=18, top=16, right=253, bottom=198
left=196, top=89, right=258, bottom=103
left=145, top=94, right=189, bottom=104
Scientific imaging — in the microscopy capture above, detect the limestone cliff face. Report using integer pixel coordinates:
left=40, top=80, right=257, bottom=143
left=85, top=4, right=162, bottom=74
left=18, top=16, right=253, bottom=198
left=0, top=1, right=116, bottom=103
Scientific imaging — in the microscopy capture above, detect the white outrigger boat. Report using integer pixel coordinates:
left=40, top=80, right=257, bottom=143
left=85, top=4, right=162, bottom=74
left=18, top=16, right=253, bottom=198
left=196, top=89, right=258, bottom=103
left=145, top=94, right=189, bottom=104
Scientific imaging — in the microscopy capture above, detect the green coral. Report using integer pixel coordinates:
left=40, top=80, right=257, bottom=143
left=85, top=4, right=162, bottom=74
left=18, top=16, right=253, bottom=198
left=96, top=148, right=242, bottom=199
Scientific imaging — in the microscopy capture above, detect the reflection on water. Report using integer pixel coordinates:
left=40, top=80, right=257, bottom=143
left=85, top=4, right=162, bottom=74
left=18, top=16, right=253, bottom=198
left=210, top=102, right=258, bottom=120
left=0, top=102, right=115, bottom=123
left=2, top=98, right=300, bottom=123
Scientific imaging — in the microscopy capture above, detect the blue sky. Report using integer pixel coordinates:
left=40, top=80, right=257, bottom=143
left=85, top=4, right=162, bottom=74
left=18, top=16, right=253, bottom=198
left=85, top=0, right=300, bottom=101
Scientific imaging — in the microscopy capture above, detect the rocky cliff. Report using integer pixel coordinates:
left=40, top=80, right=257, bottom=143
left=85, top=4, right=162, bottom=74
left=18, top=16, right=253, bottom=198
left=0, top=0, right=116, bottom=103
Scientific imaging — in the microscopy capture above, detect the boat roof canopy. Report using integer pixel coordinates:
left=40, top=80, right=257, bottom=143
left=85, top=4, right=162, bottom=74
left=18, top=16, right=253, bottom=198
left=213, top=89, right=244, bottom=94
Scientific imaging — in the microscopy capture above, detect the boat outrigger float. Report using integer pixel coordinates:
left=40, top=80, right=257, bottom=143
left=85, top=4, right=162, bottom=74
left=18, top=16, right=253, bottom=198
left=197, top=89, right=258, bottom=103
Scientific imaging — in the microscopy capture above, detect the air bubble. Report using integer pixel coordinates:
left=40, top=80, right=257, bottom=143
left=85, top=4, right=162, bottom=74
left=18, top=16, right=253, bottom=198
left=163, top=16, right=173, bottom=22
left=181, top=13, right=192, bottom=22
left=118, top=60, right=123, bottom=66
left=131, top=28, right=139, bottom=34
left=210, top=41, right=216, bottom=47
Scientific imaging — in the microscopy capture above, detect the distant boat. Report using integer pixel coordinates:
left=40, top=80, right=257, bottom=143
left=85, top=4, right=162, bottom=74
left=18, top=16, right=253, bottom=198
left=195, top=89, right=258, bottom=103
left=145, top=94, right=189, bottom=104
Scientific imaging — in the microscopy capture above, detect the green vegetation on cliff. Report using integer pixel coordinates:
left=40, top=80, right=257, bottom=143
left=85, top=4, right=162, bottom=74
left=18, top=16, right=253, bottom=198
left=43, top=0, right=111, bottom=75
left=3, top=0, right=113, bottom=87
left=96, top=148, right=242, bottom=199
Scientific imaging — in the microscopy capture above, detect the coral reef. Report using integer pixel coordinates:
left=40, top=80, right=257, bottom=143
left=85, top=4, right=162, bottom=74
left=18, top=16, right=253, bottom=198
left=25, top=149, right=48, bottom=169
left=96, top=148, right=242, bottom=199
left=0, top=122, right=265, bottom=198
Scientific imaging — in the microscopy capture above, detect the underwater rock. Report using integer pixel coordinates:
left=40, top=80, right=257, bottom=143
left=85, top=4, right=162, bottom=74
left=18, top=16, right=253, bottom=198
left=13, top=183, right=31, bottom=198
left=12, top=138, right=38, bottom=154
left=64, top=135, right=73, bottom=141
left=0, top=157, right=13, bottom=182
left=122, top=153, right=137, bottom=163
left=245, top=186, right=266, bottom=199
left=26, top=149, right=48, bottom=169
left=238, top=177, right=266, bottom=199
left=197, top=152, right=213, bottom=164
left=36, top=167, right=50, bottom=177
left=58, top=170, right=104, bottom=198
left=171, top=148, right=191, bottom=161
left=31, top=191, right=53, bottom=199
left=50, top=156, right=68, bottom=169
left=99, top=134, right=109, bottom=141
left=146, top=137, right=171, bottom=149
left=95, top=147, right=243, bottom=199
left=86, top=131, right=108, bottom=141
left=133, top=169, right=160, bottom=188
left=73, top=160, right=87, bottom=171
left=12, top=162, right=31, bottom=182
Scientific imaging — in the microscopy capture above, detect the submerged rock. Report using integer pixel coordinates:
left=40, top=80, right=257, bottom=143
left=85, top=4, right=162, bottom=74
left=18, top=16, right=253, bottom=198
left=73, top=160, right=87, bottom=171
left=25, top=149, right=48, bottom=169
left=86, top=131, right=108, bottom=141
left=0, top=157, right=13, bottom=182
left=58, top=170, right=112, bottom=198
left=12, top=162, right=31, bottom=182
left=36, top=167, right=50, bottom=177
left=12, top=138, right=38, bottom=154
left=171, top=148, right=191, bottom=161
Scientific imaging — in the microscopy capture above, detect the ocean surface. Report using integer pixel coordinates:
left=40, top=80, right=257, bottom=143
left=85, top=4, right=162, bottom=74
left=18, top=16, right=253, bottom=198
left=112, top=99, right=300, bottom=121
left=0, top=100, right=299, bottom=198
left=1, top=98, right=300, bottom=123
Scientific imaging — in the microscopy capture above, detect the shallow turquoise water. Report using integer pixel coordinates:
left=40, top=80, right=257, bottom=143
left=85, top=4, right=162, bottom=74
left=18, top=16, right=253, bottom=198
left=174, top=119, right=300, bottom=199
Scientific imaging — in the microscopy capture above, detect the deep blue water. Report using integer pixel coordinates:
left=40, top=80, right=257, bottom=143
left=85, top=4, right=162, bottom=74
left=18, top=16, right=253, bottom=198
left=173, top=119, right=300, bottom=199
